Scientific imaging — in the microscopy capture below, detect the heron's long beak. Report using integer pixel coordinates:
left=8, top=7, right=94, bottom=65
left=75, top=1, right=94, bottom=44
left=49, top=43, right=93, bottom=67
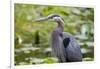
left=35, top=17, right=49, bottom=22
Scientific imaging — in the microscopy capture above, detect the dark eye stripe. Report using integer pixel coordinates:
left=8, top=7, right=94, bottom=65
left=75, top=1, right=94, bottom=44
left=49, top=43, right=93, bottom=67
left=48, top=14, right=60, bottom=18
left=52, top=14, right=60, bottom=17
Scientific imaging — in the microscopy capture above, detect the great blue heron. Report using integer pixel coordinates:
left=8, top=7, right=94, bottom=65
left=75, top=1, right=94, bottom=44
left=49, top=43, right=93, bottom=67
left=35, top=14, right=82, bottom=62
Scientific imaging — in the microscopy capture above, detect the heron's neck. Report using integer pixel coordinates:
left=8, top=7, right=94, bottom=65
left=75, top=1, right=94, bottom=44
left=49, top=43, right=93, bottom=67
left=56, top=20, right=64, bottom=32
left=52, top=20, right=64, bottom=36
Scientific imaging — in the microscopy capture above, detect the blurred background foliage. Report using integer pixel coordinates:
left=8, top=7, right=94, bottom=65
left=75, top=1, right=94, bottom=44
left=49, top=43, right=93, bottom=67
left=14, top=3, right=94, bottom=65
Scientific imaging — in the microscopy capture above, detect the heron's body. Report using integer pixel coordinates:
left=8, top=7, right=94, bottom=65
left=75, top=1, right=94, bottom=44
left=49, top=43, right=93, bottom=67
left=35, top=14, right=82, bottom=62
left=51, top=19, right=82, bottom=62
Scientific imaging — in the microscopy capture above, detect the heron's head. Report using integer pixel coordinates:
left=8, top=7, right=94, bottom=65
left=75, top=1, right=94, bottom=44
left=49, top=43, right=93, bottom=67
left=35, top=14, right=64, bottom=22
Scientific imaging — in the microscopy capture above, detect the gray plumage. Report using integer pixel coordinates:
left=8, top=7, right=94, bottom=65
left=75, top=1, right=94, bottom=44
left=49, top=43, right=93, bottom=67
left=35, top=14, right=82, bottom=62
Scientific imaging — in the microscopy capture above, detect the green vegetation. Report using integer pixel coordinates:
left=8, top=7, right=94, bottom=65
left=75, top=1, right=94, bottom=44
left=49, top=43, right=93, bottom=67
left=15, top=3, right=94, bottom=65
